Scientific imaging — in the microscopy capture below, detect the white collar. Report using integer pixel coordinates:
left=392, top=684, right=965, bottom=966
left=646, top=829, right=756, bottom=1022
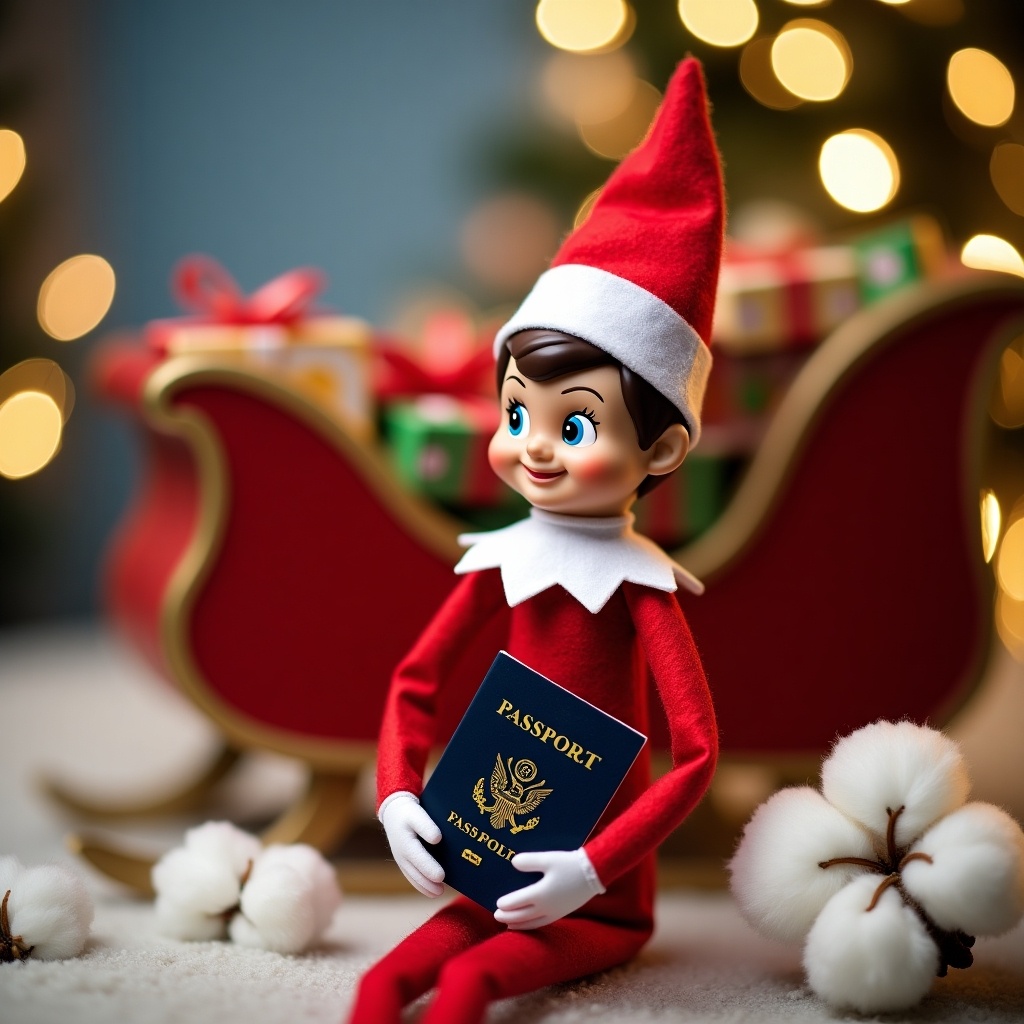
left=454, top=508, right=704, bottom=614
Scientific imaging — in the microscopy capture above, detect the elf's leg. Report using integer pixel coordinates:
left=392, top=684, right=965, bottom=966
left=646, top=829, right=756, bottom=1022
left=420, top=912, right=651, bottom=1024
left=346, top=897, right=500, bottom=1024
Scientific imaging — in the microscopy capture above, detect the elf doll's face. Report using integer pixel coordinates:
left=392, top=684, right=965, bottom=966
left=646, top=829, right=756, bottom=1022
left=489, top=356, right=688, bottom=517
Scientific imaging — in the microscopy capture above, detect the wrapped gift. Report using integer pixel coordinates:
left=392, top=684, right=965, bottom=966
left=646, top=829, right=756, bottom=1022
left=701, top=349, right=807, bottom=428
left=850, top=215, right=946, bottom=303
left=384, top=394, right=520, bottom=508
left=633, top=452, right=734, bottom=548
left=145, top=256, right=374, bottom=440
left=713, top=245, right=861, bottom=354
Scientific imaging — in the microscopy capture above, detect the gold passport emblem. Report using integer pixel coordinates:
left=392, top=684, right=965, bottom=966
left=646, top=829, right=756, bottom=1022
left=473, top=754, right=553, bottom=835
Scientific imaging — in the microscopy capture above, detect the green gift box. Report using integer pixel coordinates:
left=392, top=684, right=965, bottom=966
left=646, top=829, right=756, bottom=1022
left=385, top=395, right=520, bottom=509
left=851, top=215, right=946, bottom=303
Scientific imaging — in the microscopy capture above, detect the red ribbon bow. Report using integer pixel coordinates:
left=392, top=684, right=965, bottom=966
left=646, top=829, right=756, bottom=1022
left=172, top=255, right=326, bottom=325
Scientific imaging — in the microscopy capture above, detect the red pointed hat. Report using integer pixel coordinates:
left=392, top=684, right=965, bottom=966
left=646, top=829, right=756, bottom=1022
left=494, top=57, right=725, bottom=443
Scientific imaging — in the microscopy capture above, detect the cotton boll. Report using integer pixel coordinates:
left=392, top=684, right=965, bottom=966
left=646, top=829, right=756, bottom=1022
left=180, top=821, right=263, bottom=878
left=903, top=802, right=1024, bottom=936
left=154, top=895, right=228, bottom=942
left=729, top=786, right=876, bottom=942
left=804, top=874, right=938, bottom=1012
left=151, top=845, right=243, bottom=918
left=255, top=844, right=341, bottom=936
left=7, top=864, right=93, bottom=960
left=232, top=861, right=317, bottom=953
left=821, top=721, right=969, bottom=847
left=1, top=863, right=93, bottom=960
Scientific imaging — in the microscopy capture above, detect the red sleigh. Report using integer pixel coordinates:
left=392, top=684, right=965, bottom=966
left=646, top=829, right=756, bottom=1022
left=60, top=274, right=1024, bottom=891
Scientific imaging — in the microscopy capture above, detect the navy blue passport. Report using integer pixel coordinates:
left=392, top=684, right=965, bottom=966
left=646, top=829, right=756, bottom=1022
left=419, top=651, right=647, bottom=910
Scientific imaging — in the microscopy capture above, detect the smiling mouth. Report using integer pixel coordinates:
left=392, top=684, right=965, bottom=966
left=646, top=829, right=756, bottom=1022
left=522, top=465, right=566, bottom=482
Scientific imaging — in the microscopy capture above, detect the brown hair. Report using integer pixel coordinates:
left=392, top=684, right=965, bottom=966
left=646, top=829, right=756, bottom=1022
left=496, top=329, right=685, bottom=497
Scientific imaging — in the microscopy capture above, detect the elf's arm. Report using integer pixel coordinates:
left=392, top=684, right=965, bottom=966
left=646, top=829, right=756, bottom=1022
left=584, top=581, right=718, bottom=884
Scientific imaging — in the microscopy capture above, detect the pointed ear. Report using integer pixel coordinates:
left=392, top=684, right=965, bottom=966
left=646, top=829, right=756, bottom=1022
left=645, top=423, right=689, bottom=477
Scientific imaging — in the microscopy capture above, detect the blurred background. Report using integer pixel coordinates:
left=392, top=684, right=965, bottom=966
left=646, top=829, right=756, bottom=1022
left=1, top=0, right=1023, bottom=647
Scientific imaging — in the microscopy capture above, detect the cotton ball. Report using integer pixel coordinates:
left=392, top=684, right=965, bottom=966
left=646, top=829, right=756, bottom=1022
left=729, top=786, right=875, bottom=942
left=180, top=822, right=263, bottom=878
left=1, top=862, right=93, bottom=961
left=154, top=896, right=228, bottom=942
left=804, top=874, right=938, bottom=1013
left=232, top=845, right=340, bottom=954
left=903, top=802, right=1024, bottom=936
left=821, top=721, right=969, bottom=847
left=151, top=844, right=243, bottom=920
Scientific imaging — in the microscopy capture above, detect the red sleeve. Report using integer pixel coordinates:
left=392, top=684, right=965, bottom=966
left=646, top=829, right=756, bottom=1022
left=376, top=569, right=506, bottom=809
left=583, top=582, right=718, bottom=885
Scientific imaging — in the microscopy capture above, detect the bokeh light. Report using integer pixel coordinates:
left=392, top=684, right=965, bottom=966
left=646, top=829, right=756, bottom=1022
left=578, top=79, right=662, bottom=160
left=990, top=143, right=1024, bottom=218
left=996, top=517, right=1024, bottom=600
left=739, top=37, right=803, bottom=110
left=541, top=51, right=637, bottom=126
left=990, top=333, right=1024, bottom=429
left=781, top=0, right=830, bottom=6
left=38, top=254, right=117, bottom=341
left=981, top=490, right=1001, bottom=563
left=819, top=130, right=900, bottom=213
left=459, top=193, right=562, bottom=295
left=0, top=391, right=64, bottom=480
left=535, top=0, right=633, bottom=54
left=574, top=187, right=602, bottom=228
left=961, top=235, right=1024, bottom=278
left=947, top=48, right=1015, bottom=128
left=996, top=589, right=1024, bottom=661
left=771, top=20, right=851, bottom=102
left=0, top=128, right=26, bottom=204
left=898, top=0, right=964, bottom=26
left=678, top=0, right=758, bottom=49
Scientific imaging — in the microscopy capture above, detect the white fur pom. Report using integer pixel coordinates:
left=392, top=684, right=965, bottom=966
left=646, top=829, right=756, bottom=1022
left=728, top=786, right=875, bottom=942
left=821, top=721, right=969, bottom=847
left=0, top=859, right=93, bottom=961
left=902, top=802, right=1024, bottom=936
left=804, top=874, right=938, bottom=1013
left=232, top=844, right=340, bottom=954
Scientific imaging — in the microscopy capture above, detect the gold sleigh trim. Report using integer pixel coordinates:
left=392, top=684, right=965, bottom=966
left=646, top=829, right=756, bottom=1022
left=144, top=274, right=1023, bottom=768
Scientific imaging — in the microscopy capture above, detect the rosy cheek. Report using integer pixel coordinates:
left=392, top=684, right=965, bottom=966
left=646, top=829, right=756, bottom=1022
left=570, top=452, right=617, bottom=482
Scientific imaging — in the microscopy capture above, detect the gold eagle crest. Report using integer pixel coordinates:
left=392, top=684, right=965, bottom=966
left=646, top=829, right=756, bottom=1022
left=473, top=755, right=552, bottom=834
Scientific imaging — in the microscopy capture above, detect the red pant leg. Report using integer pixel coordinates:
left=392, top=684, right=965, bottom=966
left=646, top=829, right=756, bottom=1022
left=346, top=898, right=500, bottom=1024
left=420, top=912, right=652, bottom=1024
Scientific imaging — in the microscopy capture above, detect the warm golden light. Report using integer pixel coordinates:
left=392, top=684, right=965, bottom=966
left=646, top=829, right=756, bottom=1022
left=0, top=358, right=75, bottom=422
left=819, top=130, right=900, bottom=213
left=991, top=143, right=1024, bottom=218
left=781, top=0, right=830, bottom=5
left=990, top=336, right=1024, bottom=429
left=574, top=188, right=602, bottom=229
left=578, top=79, right=662, bottom=160
left=997, top=517, right=1024, bottom=600
left=0, top=390, right=63, bottom=480
left=981, top=490, right=1002, bottom=563
left=996, top=589, right=1024, bottom=661
left=678, top=0, right=758, bottom=48
left=876, top=0, right=911, bottom=5
left=771, top=20, right=851, bottom=102
left=947, top=48, right=1015, bottom=127
left=961, top=235, right=1024, bottom=278
left=740, top=37, right=803, bottom=110
left=38, top=254, right=116, bottom=341
left=535, top=0, right=633, bottom=54
left=0, top=128, right=26, bottom=204
left=898, top=0, right=963, bottom=26
left=541, top=51, right=637, bottom=126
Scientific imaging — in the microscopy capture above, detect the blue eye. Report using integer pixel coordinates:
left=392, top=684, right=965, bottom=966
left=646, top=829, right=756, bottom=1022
left=562, top=412, right=597, bottom=447
left=507, top=401, right=530, bottom=437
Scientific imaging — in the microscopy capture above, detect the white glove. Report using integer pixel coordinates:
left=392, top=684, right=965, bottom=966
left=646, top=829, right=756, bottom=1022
left=378, top=791, right=445, bottom=897
left=493, top=848, right=605, bottom=930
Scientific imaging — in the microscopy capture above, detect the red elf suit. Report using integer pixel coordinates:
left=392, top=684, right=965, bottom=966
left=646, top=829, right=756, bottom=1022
left=348, top=57, right=724, bottom=1024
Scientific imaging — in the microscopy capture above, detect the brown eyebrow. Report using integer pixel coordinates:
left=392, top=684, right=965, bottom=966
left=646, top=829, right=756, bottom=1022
left=505, top=375, right=526, bottom=388
left=561, top=386, right=604, bottom=402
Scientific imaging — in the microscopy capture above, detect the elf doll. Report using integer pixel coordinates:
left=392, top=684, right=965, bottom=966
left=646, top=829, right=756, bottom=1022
left=348, top=58, right=723, bottom=1024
